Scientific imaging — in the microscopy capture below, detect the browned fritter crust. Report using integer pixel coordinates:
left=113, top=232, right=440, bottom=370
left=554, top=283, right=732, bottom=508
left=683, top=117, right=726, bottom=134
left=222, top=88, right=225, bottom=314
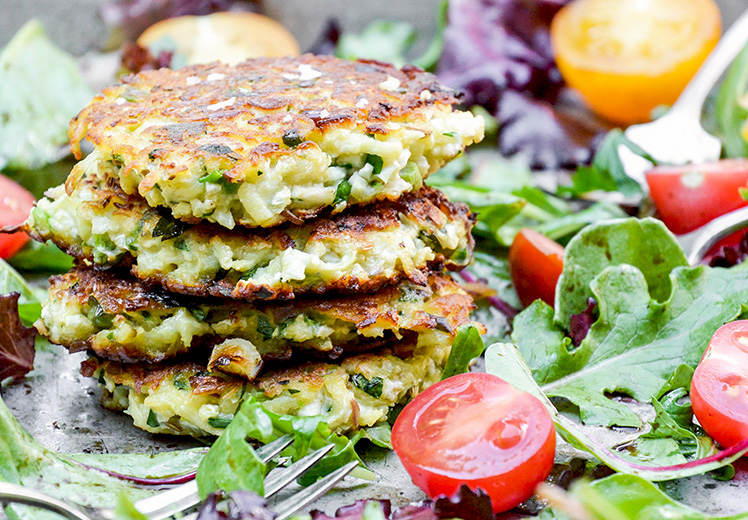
left=29, top=164, right=476, bottom=300
left=47, top=266, right=475, bottom=364
left=139, top=186, right=476, bottom=300
left=69, top=55, right=460, bottom=165
left=50, top=267, right=474, bottom=331
left=81, top=336, right=427, bottom=397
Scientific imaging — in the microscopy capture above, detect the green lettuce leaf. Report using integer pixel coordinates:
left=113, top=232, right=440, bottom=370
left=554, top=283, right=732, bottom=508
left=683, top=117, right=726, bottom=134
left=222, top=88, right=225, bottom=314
left=8, top=241, right=73, bottom=274
left=510, top=218, right=748, bottom=427
left=196, top=397, right=367, bottom=499
left=437, top=183, right=526, bottom=244
left=544, top=263, right=748, bottom=427
left=196, top=402, right=268, bottom=498
left=554, top=217, right=687, bottom=325
left=440, top=324, right=486, bottom=380
left=0, top=20, right=92, bottom=171
left=544, top=474, right=748, bottom=520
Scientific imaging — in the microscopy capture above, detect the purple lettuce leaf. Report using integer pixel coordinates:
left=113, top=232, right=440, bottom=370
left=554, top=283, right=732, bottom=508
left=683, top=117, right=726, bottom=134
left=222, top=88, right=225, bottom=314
left=196, top=490, right=276, bottom=520
left=707, top=232, right=748, bottom=267
left=307, top=19, right=342, bottom=56
left=433, top=485, right=495, bottom=520
left=0, top=292, right=38, bottom=383
left=308, top=487, right=494, bottom=520
left=312, top=500, right=392, bottom=520
left=568, top=297, right=597, bottom=347
left=437, top=0, right=607, bottom=170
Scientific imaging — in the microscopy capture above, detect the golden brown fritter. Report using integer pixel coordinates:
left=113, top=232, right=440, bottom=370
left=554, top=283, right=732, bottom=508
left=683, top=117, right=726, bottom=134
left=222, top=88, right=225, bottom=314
left=27, top=163, right=475, bottom=300
left=42, top=266, right=475, bottom=364
left=82, top=327, right=458, bottom=436
left=67, top=55, right=484, bottom=229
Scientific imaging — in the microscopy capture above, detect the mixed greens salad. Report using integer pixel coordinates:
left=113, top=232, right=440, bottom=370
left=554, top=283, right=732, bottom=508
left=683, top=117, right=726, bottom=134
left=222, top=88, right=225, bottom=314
left=5, top=1, right=748, bottom=518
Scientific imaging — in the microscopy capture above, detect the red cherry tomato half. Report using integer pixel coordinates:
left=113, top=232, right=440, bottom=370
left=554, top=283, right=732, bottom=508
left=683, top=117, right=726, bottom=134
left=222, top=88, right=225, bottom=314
left=392, top=372, right=556, bottom=513
left=691, top=320, right=748, bottom=448
left=0, top=175, right=35, bottom=259
left=509, top=228, right=564, bottom=308
left=645, top=159, right=748, bottom=235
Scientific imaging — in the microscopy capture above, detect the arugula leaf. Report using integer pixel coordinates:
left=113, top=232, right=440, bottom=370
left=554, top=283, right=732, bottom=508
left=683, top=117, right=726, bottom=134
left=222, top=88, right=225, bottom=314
left=560, top=129, right=649, bottom=198
left=714, top=43, right=748, bottom=158
left=638, top=388, right=716, bottom=462
left=437, top=183, right=525, bottom=245
left=441, top=324, right=486, bottom=380
left=554, top=217, right=687, bottom=325
left=0, top=293, right=37, bottom=383
left=0, top=20, right=92, bottom=171
left=545, top=474, right=748, bottom=520
left=466, top=252, right=519, bottom=344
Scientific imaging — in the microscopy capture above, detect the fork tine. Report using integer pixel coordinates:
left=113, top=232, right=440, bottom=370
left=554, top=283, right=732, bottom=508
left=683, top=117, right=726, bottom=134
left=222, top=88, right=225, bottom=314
left=135, top=434, right=294, bottom=520
left=271, top=460, right=360, bottom=520
left=264, top=443, right=336, bottom=498
left=257, top=434, right=295, bottom=463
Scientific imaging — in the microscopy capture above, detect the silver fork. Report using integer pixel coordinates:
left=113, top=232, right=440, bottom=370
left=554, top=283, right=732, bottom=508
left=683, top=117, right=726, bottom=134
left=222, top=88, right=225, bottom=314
left=676, top=205, right=748, bottom=266
left=0, top=435, right=359, bottom=520
left=621, top=8, right=748, bottom=185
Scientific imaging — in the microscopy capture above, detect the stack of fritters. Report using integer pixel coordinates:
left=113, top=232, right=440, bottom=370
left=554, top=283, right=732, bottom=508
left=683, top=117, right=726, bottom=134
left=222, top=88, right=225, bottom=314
left=25, top=55, right=485, bottom=437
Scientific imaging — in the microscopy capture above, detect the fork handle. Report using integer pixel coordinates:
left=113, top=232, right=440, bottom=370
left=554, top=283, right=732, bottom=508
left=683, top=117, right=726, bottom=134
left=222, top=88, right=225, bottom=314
left=671, top=8, right=748, bottom=121
left=0, top=482, right=92, bottom=520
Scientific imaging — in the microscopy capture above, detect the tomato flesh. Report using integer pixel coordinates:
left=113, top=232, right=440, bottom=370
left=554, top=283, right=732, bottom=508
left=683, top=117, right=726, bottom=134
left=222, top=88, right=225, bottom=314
left=0, top=175, right=35, bottom=259
left=392, top=373, right=556, bottom=513
left=645, top=159, right=748, bottom=235
left=509, top=228, right=564, bottom=308
left=551, top=0, right=720, bottom=124
left=691, top=320, right=748, bottom=448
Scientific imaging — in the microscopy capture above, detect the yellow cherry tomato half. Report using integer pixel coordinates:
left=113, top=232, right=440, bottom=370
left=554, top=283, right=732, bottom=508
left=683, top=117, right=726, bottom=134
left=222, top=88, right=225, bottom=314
left=550, top=0, right=721, bottom=125
left=137, top=12, right=300, bottom=66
